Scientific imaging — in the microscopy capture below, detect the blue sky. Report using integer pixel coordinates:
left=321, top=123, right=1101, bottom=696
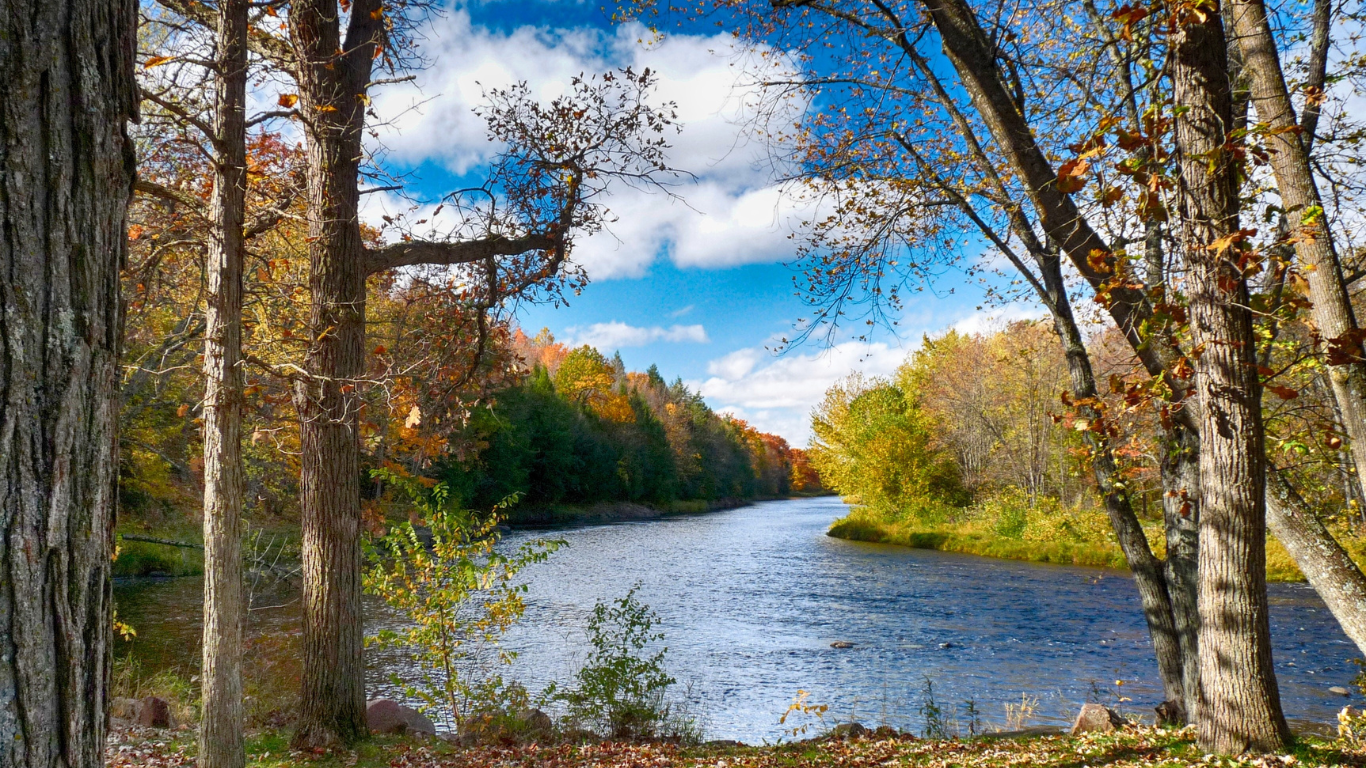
left=360, top=1, right=1025, bottom=444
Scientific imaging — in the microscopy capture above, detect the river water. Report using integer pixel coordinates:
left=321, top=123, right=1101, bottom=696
left=115, top=496, right=1362, bottom=742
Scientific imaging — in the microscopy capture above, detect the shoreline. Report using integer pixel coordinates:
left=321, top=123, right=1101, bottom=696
left=826, top=509, right=1330, bottom=583
left=503, top=497, right=761, bottom=528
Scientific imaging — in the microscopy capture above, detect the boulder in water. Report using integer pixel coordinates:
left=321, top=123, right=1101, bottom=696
left=830, top=641, right=855, bottom=649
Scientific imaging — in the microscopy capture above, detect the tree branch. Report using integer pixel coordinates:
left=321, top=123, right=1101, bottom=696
left=134, top=178, right=204, bottom=211
left=364, top=231, right=559, bottom=276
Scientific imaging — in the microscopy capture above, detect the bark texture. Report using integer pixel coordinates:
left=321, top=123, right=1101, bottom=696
left=200, top=1, right=249, bottom=766
left=1170, top=6, right=1289, bottom=754
left=0, top=1, right=138, bottom=766
left=1159, top=423, right=1202, bottom=723
left=288, top=0, right=385, bottom=748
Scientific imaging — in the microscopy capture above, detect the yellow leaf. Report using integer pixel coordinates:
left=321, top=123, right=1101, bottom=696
left=143, top=55, right=174, bottom=68
left=405, top=404, right=422, bottom=429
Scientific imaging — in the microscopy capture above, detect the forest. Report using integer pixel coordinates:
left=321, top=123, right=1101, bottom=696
left=5, top=0, right=1366, bottom=767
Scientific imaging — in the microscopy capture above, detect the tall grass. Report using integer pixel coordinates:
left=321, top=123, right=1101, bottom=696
left=826, top=489, right=1363, bottom=583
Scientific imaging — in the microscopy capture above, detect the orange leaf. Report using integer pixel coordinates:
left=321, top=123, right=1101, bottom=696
left=1057, top=158, right=1089, bottom=194
left=277, top=93, right=299, bottom=108
left=143, top=55, right=173, bottom=69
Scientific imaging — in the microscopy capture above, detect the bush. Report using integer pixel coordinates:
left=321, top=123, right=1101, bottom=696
left=556, top=586, right=697, bottom=742
left=364, top=471, right=560, bottom=731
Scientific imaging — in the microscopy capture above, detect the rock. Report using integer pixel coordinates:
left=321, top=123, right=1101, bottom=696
left=1331, top=686, right=1353, bottom=696
left=829, top=722, right=870, bottom=740
left=1070, top=703, right=1127, bottom=736
left=938, top=642, right=954, bottom=649
left=366, top=698, right=436, bottom=736
left=109, top=697, right=142, bottom=722
left=830, top=641, right=855, bottom=649
left=703, top=739, right=745, bottom=748
left=517, top=708, right=553, bottom=733
left=135, top=696, right=174, bottom=728
left=871, top=725, right=913, bottom=740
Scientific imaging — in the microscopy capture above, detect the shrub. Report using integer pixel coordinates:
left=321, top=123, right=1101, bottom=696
left=556, top=586, right=696, bottom=742
left=364, top=470, right=560, bottom=731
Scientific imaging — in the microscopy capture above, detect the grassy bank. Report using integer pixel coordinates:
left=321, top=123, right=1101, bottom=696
left=827, top=493, right=1366, bottom=583
left=108, top=725, right=1366, bottom=768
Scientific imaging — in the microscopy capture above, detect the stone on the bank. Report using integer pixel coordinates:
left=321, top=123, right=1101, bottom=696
left=366, top=698, right=436, bottom=736
left=517, top=708, right=553, bottom=733
left=136, top=697, right=174, bottom=728
left=1070, top=703, right=1126, bottom=735
left=829, top=722, right=870, bottom=740
left=109, top=697, right=142, bottom=722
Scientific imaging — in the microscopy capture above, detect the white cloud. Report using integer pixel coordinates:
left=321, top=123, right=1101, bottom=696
left=361, top=13, right=811, bottom=279
left=694, top=340, right=912, bottom=444
left=566, top=321, right=709, bottom=349
left=950, top=304, right=1049, bottom=336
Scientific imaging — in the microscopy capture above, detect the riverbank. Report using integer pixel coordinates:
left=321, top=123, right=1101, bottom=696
left=504, top=497, right=757, bottom=527
left=107, top=725, right=1365, bottom=768
left=826, top=502, right=1366, bottom=583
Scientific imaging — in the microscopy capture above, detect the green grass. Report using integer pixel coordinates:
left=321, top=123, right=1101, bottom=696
left=113, top=538, right=203, bottom=577
left=826, top=496, right=1366, bottom=583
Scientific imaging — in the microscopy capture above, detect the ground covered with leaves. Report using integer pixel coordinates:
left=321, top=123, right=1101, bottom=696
left=107, top=726, right=1366, bottom=768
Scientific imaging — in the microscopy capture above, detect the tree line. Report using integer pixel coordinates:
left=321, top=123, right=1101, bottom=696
left=443, top=333, right=815, bottom=512
left=812, top=320, right=1366, bottom=567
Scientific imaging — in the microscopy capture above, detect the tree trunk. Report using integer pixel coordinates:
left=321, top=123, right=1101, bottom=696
left=1265, top=469, right=1366, bottom=655
left=1170, top=7, right=1289, bottom=753
left=200, top=1, right=249, bottom=766
left=1038, top=251, right=1191, bottom=720
left=909, top=0, right=1198, bottom=721
left=0, top=1, right=137, bottom=766
left=1159, top=423, right=1202, bottom=724
left=287, top=0, right=384, bottom=748
left=1227, top=0, right=1366, bottom=506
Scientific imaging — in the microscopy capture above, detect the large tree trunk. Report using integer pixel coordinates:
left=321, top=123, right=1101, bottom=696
left=200, top=1, right=249, bottom=766
left=1265, top=469, right=1366, bottom=654
left=287, top=0, right=384, bottom=748
left=0, top=1, right=137, bottom=766
left=1170, top=6, right=1289, bottom=753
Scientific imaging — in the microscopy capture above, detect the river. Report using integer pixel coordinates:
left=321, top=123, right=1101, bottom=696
left=114, top=496, right=1362, bottom=742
